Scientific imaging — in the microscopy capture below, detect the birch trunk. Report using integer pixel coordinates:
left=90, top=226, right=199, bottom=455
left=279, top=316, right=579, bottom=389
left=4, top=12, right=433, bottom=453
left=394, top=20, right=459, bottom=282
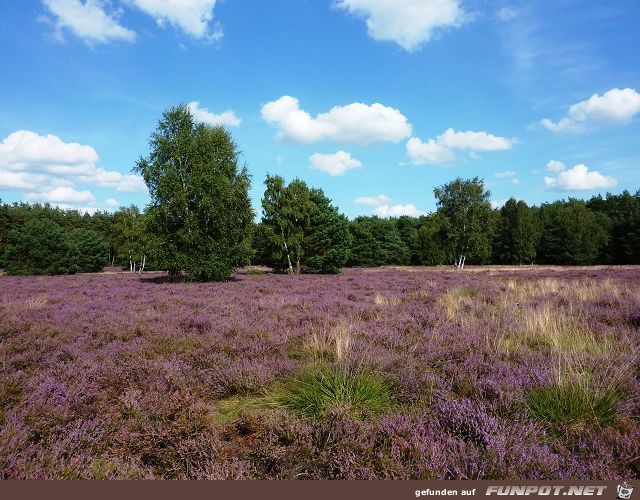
left=281, top=227, right=294, bottom=274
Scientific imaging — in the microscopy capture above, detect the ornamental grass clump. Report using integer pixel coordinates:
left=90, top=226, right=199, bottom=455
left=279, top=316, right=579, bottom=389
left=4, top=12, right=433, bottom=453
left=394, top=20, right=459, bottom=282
left=527, top=382, right=619, bottom=429
left=527, top=367, right=622, bottom=429
left=277, top=363, right=393, bottom=422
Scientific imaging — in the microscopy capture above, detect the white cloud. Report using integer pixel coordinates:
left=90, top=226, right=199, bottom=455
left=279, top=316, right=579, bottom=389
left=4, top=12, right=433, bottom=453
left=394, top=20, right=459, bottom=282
left=491, top=199, right=509, bottom=209
left=105, top=197, right=120, bottom=207
left=0, top=171, right=72, bottom=190
left=25, top=186, right=96, bottom=204
left=78, top=167, right=147, bottom=193
left=0, top=129, right=147, bottom=207
left=544, top=164, right=617, bottom=191
left=188, top=101, right=241, bottom=127
left=309, top=151, right=362, bottom=176
left=546, top=160, right=565, bottom=172
left=511, top=178, right=520, bottom=185
left=495, top=170, right=516, bottom=178
left=43, top=0, right=136, bottom=44
left=49, top=203, right=100, bottom=214
left=356, top=193, right=424, bottom=217
left=541, top=88, right=640, bottom=133
left=374, top=203, right=425, bottom=217
left=355, top=194, right=391, bottom=206
left=335, top=0, right=465, bottom=52
left=0, top=130, right=98, bottom=174
left=406, top=137, right=457, bottom=165
left=407, top=128, right=514, bottom=165
left=496, top=7, right=518, bottom=21
left=126, top=0, right=221, bottom=39
left=261, top=95, right=412, bottom=145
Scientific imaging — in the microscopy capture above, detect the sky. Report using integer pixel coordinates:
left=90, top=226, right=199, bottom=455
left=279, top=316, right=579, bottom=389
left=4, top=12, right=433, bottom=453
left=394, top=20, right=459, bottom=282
left=0, top=0, right=639, bottom=219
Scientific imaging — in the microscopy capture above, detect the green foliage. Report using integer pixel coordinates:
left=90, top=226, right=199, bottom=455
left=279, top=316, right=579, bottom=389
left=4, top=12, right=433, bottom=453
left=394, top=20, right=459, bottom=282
left=4, top=218, right=72, bottom=275
left=277, top=364, right=393, bottom=421
left=434, top=177, right=493, bottom=265
left=261, top=175, right=314, bottom=273
left=527, top=382, right=619, bottom=429
left=493, top=198, right=540, bottom=264
left=67, top=228, right=109, bottom=273
left=587, top=190, right=640, bottom=264
left=260, top=176, right=351, bottom=274
left=347, top=216, right=410, bottom=267
left=134, top=104, right=254, bottom=281
left=412, top=214, right=449, bottom=265
left=537, top=200, right=608, bottom=265
left=244, top=268, right=266, bottom=276
left=303, top=189, right=352, bottom=274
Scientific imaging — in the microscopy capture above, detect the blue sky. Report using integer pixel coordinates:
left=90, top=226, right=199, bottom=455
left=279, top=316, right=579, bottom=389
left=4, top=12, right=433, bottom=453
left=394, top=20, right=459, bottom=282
left=0, top=0, right=639, bottom=218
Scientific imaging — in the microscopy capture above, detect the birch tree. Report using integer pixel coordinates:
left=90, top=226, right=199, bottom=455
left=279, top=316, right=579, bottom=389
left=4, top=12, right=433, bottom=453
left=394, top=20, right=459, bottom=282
left=434, top=177, right=492, bottom=270
left=134, top=104, right=253, bottom=281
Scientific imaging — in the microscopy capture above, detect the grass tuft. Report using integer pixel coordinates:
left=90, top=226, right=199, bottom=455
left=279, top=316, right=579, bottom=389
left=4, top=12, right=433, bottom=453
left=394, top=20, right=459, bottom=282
left=276, top=364, right=393, bottom=421
left=245, top=268, right=267, bottom=276
left=527, top=382, right=619, bottom=429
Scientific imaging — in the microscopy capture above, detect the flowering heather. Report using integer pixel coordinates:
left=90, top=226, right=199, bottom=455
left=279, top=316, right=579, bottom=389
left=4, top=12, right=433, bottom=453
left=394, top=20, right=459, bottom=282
left=0, top=266, right=639, bottom=479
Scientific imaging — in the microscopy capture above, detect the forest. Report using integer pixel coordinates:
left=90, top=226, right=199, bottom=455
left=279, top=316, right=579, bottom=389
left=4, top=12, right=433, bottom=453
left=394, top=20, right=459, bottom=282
left=1, top=187, right=639, bottom=276
left=1, top=104, right=639, bottom=279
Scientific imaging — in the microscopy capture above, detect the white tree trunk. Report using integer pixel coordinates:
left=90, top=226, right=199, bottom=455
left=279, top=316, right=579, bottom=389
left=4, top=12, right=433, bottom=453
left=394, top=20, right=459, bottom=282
left=281, top=227, right=294, bottom=274
left=138, top=255, right=146, bottom=274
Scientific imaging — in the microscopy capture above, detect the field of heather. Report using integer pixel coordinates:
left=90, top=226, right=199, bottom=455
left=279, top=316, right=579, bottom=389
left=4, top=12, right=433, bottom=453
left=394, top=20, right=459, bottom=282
left=1, top=267, right=639, bottom=479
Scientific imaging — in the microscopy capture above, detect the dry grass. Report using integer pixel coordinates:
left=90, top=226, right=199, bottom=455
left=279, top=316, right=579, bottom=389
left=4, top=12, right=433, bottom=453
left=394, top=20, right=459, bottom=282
left=503, top=277, right=631, bottom=301
left=25, top=296, right=49, bottom=309
left=374, top=292, right=400, bottom=306
left=437, top=288, right=479, bottom=321
left=497, top=304, right=611, bottom=355
left=300, top=321, right=354, bottom=363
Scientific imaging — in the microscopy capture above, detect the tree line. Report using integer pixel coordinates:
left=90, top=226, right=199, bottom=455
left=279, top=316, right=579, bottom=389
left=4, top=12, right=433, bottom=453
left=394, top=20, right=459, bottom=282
left=1, top=104, right=639, bottom=279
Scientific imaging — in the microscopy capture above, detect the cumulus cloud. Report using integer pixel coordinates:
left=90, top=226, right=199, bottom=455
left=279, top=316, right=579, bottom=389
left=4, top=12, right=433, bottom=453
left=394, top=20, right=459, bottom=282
left=42, top=0, right=136, bottom=44
left=0, top=129, right=146, bottom=209
left=261, top=96, right=412, bottom=145
left=355, top=194, right=391, bottom=206
left=309, top=151, right=362, bottom=176
left=0, top=130, right=146, bottom=193
left=546, top=160, right=565, bottom=172
left=491, top=199, right=509, bottom=209
left=374, top=203, right=425, bottom=217
left=544, top=164, right=617, bottom=191
left=126, top=0, right=221, bottom=39
left=188, top=101, right=241, bottom=127
left=24, top=186, right=96, bottom=204
left=541, top=88, right=640, bottom=133
left=105, top=197, right=120, bottom=207
left=0, top=130, right=99, bottom=174
left=355, top=193, right=424, bottom=217
left=407, top=128, right=514, bottom=165
left=335, top=0, right=465, bottom=52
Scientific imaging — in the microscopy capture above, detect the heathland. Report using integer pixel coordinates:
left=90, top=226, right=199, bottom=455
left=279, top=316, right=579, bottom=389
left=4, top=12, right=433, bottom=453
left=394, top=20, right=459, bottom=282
left=1, top=266, right=638, bottom=479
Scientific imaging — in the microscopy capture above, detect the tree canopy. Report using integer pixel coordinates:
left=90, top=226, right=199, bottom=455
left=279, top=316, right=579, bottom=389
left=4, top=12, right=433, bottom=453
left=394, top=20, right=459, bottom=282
left=434, top=177, right=493, bottom=269
left=134, top=104, right=254, bottom=281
